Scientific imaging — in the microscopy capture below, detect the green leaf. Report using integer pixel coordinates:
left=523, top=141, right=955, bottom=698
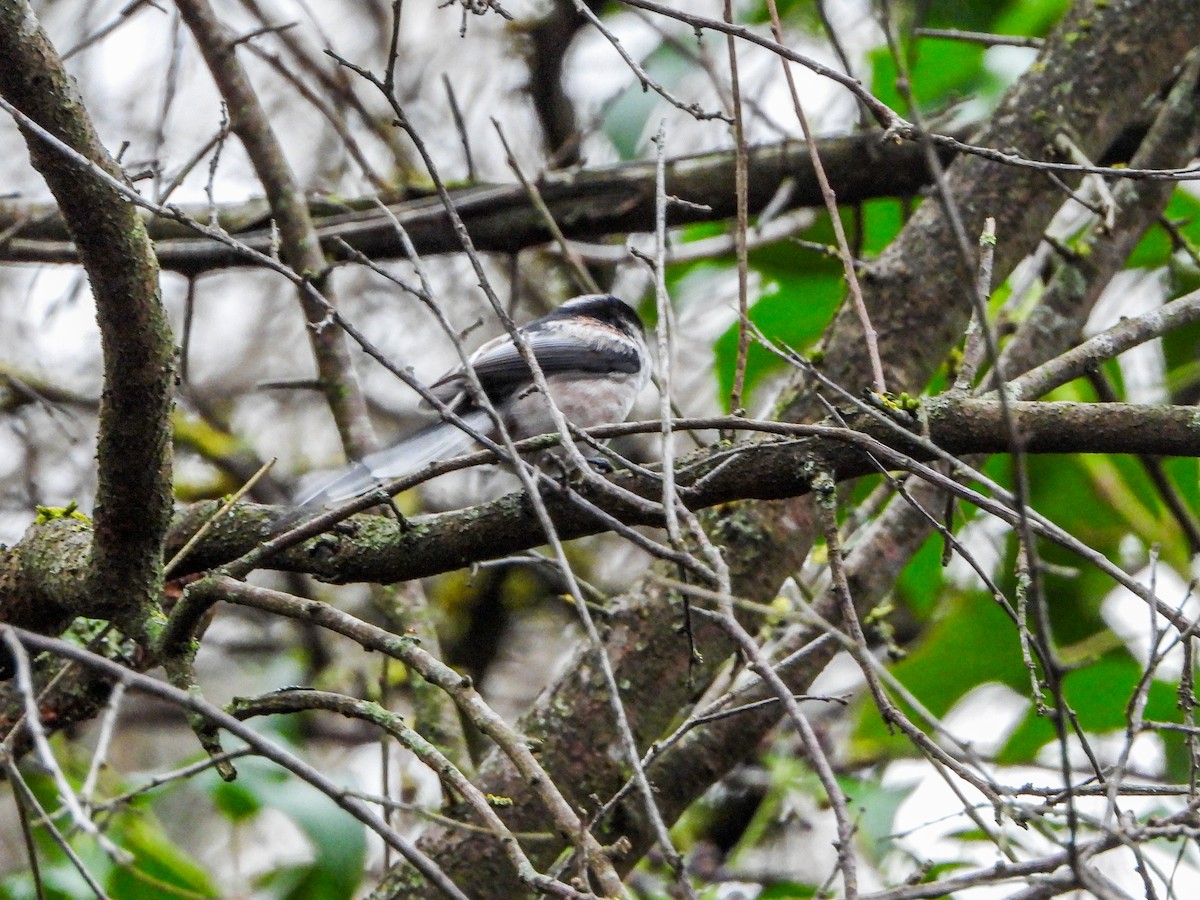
left=851, top=591, right=1028, bottom=761
left=1000, top=652, right=1184, bottom=764
left=2, top=868, right=108, bottom=900
left=256, top=777, right=367, bottom=900
left=601, top=42, right=693, bottom=159
left=920, top=0, right=1011, bottom=31
left=212, top=770, right=269, bottom=822
left=1126, top=189, right=1200, bottom=269
left=210, top=758, right=366, bottom=899
left=1158, top=457, right=1200, bottom=515
left=870, top=39, right=988, bottom=114
left=105, top=816, right=219, bottom=899
left=742, top=0, right=821, bottom=29
left=712, top=271, right=842, bottom=407
left=841, top=776, right=914, bottom=863
left=858, top=199, right=908, bottom=256
left=676, top=197, right=912, bottom=411
left=896, top=530, right=950, bottom=619
left=1026, top=447, right=1192, bottom=576
left=992, top=0, right=1071, bottom=36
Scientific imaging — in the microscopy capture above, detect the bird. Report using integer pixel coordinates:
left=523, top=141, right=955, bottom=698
left=297, top=293, right=650, bottom=506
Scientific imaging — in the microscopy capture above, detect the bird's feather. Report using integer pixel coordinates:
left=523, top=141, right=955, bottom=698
left=297, top=409, right=491, bottom=505
left=428, top=326, right=643, bottom=407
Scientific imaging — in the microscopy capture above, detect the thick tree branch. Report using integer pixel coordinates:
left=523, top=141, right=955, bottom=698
left=625, top=52, right=1200, bottom=868
left=0, top=0, right=174, bottom=636
left=0, top=114, right=1167, bottom=275
left=162, top=400, right=1200, bottom=584
left=6, top=400, right=1197, bottom=635
left=798, top=4, right=1200, bottom=415
left=2, top=3, right=1198, bottom=895
left=0, top=130, right=960, bottom=272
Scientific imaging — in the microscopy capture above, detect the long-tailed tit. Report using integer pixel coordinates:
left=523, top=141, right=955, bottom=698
left=298, top=294, right=650, bottom=505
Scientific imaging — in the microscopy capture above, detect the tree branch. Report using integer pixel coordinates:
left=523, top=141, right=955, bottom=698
left=174, top=0, right=376, bottom=458
left=159, top=400, right=1200, bottom=584
left=5, top=400, right=1196, bottom=645
left=0, top=0, right=174, bottom=638
left=0, top=130, right=961, bottom=272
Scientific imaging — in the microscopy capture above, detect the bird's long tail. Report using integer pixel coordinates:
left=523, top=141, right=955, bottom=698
left=296, top=409, right=490, bottom=506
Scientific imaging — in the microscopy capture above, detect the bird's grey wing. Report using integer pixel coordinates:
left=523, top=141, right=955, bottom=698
left=428, top=327, right=641, bottom=406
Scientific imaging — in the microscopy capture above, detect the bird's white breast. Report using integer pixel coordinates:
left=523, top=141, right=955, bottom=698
left=502, top=371, right=643, bottom=440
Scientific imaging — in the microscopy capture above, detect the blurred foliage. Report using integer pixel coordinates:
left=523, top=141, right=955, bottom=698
left=213, top=756, right=367, bottom=899
left=690, top=198, right=911, bottom=410
left=0, top=738, right=366, bottom=900
left=602, top=41, right=696, bottom=160
left=2, top=763, right=218, bottom=900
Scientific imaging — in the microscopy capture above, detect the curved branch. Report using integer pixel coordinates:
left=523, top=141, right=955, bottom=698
left=6, top=627, right=469, bottom=900
left=6, top=400, right=1195, bottom=633
left=0, top=1, right=174, bottom=636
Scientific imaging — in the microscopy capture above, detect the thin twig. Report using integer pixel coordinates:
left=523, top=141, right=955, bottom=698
left=232, top=689, right=596, bottom=899
left=492, top=118, right=598, bottom=295
left=913, top=27, right=1044, bottom=49
left=443, top=74, right=476, bottom=181
left=724, top=0, right=753, bottom=423
left=572, top=0, right=731, bottom=125
left=163, top=457, right=276, bottom=577
left=650, top=121, right=681, bottom=549
left=766, top=0, right=885, bottom=392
